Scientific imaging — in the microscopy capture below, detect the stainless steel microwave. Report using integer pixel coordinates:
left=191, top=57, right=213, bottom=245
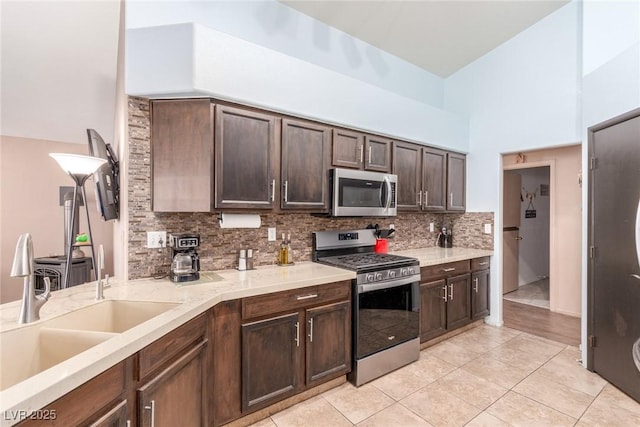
left=331, top=168, right=397, bottom=217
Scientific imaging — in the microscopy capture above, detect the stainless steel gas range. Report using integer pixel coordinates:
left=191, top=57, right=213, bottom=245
left=312, top=229, right=420, bottom=386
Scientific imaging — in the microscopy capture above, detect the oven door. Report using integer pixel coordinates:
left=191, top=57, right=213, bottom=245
left=354, top=280, right=420, bottom=359
left=332, top=168, right=397, bottom=217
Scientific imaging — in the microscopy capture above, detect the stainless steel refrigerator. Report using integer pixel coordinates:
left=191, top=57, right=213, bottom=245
left=588, top=107, right=640, bottom=402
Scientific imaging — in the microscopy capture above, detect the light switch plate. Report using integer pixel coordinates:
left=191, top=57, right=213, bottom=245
left=268, top=227, right=277, bottom=241
left=147, top=231, right=167, bottom=248
left=484, top=224, right=492, bottom=234
left=429, top=223, right=435, bottom=232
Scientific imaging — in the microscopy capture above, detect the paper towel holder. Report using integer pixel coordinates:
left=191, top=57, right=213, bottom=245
left=218, top=212, right=262, bottom=229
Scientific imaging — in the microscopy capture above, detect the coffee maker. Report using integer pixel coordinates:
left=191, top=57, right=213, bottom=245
left=169, top=233, right=200, bottom=282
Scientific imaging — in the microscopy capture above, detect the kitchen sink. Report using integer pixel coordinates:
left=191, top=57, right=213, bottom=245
left=0, top=300, right=179, bottom=391
left=44, top=300, right=180, bottom=333
left=0, top=325, right=115, bottom=391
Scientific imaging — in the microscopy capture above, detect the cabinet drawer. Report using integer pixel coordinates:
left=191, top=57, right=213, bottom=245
left=242, top=281, right=351, bottom=320
left=138, top=313, right=206, bottom=380
left=471, top=257, right=491, bottom=271
left=420, top=260, right=470, bottom=282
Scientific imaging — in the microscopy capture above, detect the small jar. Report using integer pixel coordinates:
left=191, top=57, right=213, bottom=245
left=246, top=249, right=254, bottom=270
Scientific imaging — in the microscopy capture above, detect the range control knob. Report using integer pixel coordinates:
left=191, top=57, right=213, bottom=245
left=408, top=267, right=416, bottom=275
left=366, top=274, right=375, bottom=282
left=388, top=270, right=396, bottom=279
left=400, top=268, right=408, bottom=276
left=375, top=272, right=383, bottom=281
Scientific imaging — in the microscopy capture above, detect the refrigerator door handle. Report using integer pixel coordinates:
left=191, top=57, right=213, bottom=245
left=636, top=198, right=640, bottom=270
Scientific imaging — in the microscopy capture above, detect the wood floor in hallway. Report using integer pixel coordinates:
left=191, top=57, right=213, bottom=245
left=503, top=299, right=581, bottom=346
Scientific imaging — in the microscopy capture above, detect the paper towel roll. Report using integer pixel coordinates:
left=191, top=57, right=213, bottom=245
left=219, top=213, right=261, bottom=229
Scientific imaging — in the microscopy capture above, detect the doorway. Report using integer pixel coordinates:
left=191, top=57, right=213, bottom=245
left=503, top=167, right=550, bottom=309
left=501, top=146, right=582, bottom=346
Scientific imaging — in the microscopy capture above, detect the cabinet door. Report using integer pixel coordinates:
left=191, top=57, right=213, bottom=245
left=151, top=99, right=214, bottom=212
left=364, top=135, right=392, bottom=172
left=305, top=301, right=351, bottom=387
left=215, top=105, right=278, bottom=209
left=423, top=148, right=447, bottom=211
left=88, top=400, right=128, bottom=427
left=332, top=129, right=364, bottom=169
left=446, top=274, right=471, bottom=330
left=392, top=141, right=422, bottom=211
left=281, top=119, right=331, bottom=210
left=242, top=313, right=302, bottom=412
left=446, top=153, right=466, bottom=211
left=471, top=270, right=490, bottom=320
left=420, top=279, right=447, bottom=342
left=138, top=341, right=207, bottom=427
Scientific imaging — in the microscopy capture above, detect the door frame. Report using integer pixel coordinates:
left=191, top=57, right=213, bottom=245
left=501, top=159, right=556, bottom=311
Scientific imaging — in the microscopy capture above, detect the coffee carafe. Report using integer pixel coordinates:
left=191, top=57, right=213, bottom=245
left=169, top=233, right=200, bottom=282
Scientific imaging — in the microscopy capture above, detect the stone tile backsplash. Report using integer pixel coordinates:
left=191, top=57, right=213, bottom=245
left=127, top=97, right=493, bottom=279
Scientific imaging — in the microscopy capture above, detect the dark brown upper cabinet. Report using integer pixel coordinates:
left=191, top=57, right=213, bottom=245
left=332, top=129, right=391, bottom=172
left=364, top=135, right=392, bottom=172
left=393, top=141, right=465, bottom=213
left=281, top=119, right=331, bottom=211
left=392, top=141, right=422, bottom=211
left=332, top=128, right=364, bottom=169
left=447, top=152, right=466, bottom=211
left=423, top=148, right=447, bottom=211
left=151, top=99, right=214, bottom=212
left=215, top=105, right=279, bottom=209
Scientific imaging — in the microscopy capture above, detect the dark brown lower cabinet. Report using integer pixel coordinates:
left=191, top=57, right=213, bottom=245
left=446, top=274, right=471, bottom=330
left=137, top=340, right=207, bottom=427
left=241, top=301, right=351, bottom=414
left=420, top=279, right=447, bottom=342
left=306, top=301, right=351, bottom=387
left=471, top=269, right=490, bottom=320
left=89, top=400, right=128, bottom=427
left=241, top=313, right=302, bottom=411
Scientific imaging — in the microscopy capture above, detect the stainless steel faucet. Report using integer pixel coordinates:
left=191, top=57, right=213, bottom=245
left=95, top=244, right=110, bottom=300
left=10, top=233, right=51, bottom=323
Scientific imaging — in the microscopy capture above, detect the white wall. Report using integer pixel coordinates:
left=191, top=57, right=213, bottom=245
left=127, top=23, right=469, bottom=151
left=125, top=0, right=444, bottom=108
left=518, top=167, right=550, bottom=286
left=444, top=1, right=581, bottom=326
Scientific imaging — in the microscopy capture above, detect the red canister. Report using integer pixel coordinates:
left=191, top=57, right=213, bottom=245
left=374, top=238, right=388, bottom=254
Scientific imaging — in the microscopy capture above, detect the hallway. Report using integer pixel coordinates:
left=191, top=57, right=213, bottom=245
left=503, top=299, right=580, bottom=346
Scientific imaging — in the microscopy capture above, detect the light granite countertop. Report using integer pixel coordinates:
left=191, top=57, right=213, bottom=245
left=0, top=248, right=491, bottom=424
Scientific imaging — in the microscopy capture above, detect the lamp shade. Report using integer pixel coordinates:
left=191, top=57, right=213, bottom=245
left=50, top=153, right=106, bottom=176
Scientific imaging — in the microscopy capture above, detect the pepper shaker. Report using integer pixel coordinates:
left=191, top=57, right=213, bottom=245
left=238, top=249, right=247, bottom=271
left=247, top=249, right=254, bottom=270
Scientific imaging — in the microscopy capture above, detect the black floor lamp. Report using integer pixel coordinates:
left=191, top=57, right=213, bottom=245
left=49, top=153, right=106, bottom=289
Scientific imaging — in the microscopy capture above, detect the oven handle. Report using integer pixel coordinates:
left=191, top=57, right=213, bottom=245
left=357, top=276, right=420, bottom=294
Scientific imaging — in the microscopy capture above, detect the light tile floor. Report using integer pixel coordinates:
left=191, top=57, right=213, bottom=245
left=250, top=324, right=640, bottom=427
left=503, top=278, right=550, bottom=309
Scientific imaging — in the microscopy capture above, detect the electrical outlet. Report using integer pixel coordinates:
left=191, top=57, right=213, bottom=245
left=429, top=223, right=435, bottom=232
left=147, top=231, right=167, bottom=248
left=268, top=227, right=276, bottom=241
left=389, top=223, right=395, bottom=230
left=484, top=224, right=492, bottom=234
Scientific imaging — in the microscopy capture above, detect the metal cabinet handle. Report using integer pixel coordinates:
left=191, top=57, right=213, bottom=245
left=417, top=191, right=422, bottom=206
left=449, top=284, right=454, bottom=300
left=515, top=236, right=523, bottom=241
left=294, top=321, right=300, bottom=347
left=442, top=267, right=456, bottom=272
left=478, top=262, right=489, bottom=266
left=424, top=191, right=428, bottom=208
left=359, top=145, right=364, bottom=163
left=450, top=192, right=453, bottom=207
left=296, top=293, right=318, bottom=301
left=283, top=180, right=288, bottom=203
left=308, top=318, right=314, bottom=342
left=368, top=146, right=372, bottom=164
left=474, top=277, right=479, bottom=293
left=126, top=421, right=131, bottom=427
left=442, top=285, right=448, bottom=302
left=631, top=274, right=640, bottom=281
left=270, top=179, right=275, bottom=202
left=144, top=400, right=155, bottom=427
